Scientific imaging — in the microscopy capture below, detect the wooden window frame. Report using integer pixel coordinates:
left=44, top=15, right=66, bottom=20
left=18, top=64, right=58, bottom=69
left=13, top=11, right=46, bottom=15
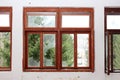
left=105, top=7, right=120, bottom=75
left=0, top=7, right=12, bottom=71
left=23, top=7, right=94, bottom=72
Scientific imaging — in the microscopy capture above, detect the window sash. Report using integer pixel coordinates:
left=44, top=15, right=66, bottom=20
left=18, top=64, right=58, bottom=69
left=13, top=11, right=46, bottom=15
left=27, top=12, right=57, bottom=28
left=26, top=32, right=57, bottom=69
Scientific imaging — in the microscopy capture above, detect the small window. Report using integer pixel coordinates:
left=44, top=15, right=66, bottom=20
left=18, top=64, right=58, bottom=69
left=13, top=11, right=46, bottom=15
left=105, top=8, right=120, bottom=75
left=43, top=33, right=56, bottom=67
left=77, top=34, right=89, bottom=67
left=62, top=14, right=90, bottom=28
left=23, top=7, right=94, bottom=72
left=0, top=7, right=12, bottom=71
left=62, top=33, right=74, bottom=67
left=0, top=13, right=10, bottom=27
left=107, top=15, right=120, bottom=29
left=27, top=33, right=40, bottom=67
left=27, top=12, right=56, bottom=28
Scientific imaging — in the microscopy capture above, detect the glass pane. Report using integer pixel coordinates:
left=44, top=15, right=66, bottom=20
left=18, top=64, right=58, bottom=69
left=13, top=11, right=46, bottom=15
left=27, top=12, right=56, bottom=27
left=43, top=34, right=56, bottom=66
left=106, top=35, right=108, bottom=71
left=62, top=34, right=74, bottom=67
left=28, top=34, right=40, bottom=67
left=0, top=32, right=10, bottom=67
left=77, top=34, right=89, bottom=67
left=0, top=13, right=9, bottom=27
left=107, top=15, right=120, bottom=29
left=113, top=34, right=120, bottom=69
left=62, top=15, right=89, bottom=28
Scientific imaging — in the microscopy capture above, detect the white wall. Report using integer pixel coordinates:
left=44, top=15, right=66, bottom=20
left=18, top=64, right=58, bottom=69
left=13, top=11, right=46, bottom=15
left=0, top=0, right=120, bottom=80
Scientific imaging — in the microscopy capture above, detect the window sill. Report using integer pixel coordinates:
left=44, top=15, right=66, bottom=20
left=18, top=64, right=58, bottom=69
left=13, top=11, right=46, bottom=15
left=23, top=68, right=94, bottom=72
left=0, top=67, right=11, bottom=71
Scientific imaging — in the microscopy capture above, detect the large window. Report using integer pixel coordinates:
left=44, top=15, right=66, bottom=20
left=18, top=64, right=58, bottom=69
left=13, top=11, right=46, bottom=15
left=23, top=7, right=94, bottom=72
left=0, top=7, right=12, bottom=71
left=105, top=8, right=120, bottom=75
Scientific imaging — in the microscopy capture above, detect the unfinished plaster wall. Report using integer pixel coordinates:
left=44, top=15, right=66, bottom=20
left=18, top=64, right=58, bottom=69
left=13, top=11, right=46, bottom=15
left=0, top=0, right=120, bottom=80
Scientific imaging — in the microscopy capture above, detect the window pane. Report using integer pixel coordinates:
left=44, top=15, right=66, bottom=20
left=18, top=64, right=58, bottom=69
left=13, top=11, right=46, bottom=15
left=113, top=34, right=120, bottom=69
left=28, top=34, right=40, bottom=67
left=43, top=34, right=56, bottom=66
left=0, top=32, right=10, bottom=67
left=27, top=12, right=56, bottom=27
left=0, top=13, right=9, bottom=27
left=62, top=15, right=89, bottom=28
left=62, top=34, right=74, bottom=67
left=77, top=34, right=89, bottom=67
left=106, top=35, right=108, bottom=71
left=107, top=15, right=120, bottom=29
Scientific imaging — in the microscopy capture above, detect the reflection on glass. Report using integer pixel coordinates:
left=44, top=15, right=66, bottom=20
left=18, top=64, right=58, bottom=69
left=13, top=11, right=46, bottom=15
left=62, top=15, right=89, bottom=27
left=107, top=15, right=120, bottom=29
left=0, top=32, right=10, bottom=67
left=43, top=34, right=56, bottom=66
left=62, top=34, right=74, bottom=67
left=28, top=15, right=55, bottom=27
left=0, top=14, right=9, bottom=27
left=28, top=34, right=40, bottom=67
left=77, top=34, right=89, bottom=67
left=113, top=34, right=120, bottom=69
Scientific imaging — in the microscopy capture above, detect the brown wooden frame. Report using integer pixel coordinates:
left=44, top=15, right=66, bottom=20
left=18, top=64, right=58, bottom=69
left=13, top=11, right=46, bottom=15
left=0, top=7, right=12, bottom=71
left=23, top=7, right=94, bottom=72
left=105, top=7, right=120, bottom=75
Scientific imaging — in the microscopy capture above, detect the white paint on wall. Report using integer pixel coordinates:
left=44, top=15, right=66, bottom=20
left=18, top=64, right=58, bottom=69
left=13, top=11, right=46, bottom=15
left=0, top=0, right=120, bottom=80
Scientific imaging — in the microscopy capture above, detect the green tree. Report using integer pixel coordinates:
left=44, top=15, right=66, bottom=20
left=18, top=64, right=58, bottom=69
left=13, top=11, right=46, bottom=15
left=113, top=34, right=120, bottom=69
left=34, top=16, right=44, bottom=26
left=44, top=47, right=55, bottom=65
left=28, top=34, right=40, bottom=63
left=43, top=34, right=55, bottom=66
left=62, top=34, right=74, bottom=67
left=0, top=32, right=10, bottom=67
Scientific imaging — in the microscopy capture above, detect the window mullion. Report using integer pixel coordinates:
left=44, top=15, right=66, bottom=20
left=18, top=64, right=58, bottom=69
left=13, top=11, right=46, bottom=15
left=40, top=33, right=43, bottom=68
left=57, top=10, right=61, bottom=70
left=111, top=34, right=114, bottom=72
left=107, top=34, right=111, bottom=75
left=57, top=31, right=61, bottom=70
left=74, top=33, right=77, bottom=68
left=26, top=32, right=29, bottom=68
